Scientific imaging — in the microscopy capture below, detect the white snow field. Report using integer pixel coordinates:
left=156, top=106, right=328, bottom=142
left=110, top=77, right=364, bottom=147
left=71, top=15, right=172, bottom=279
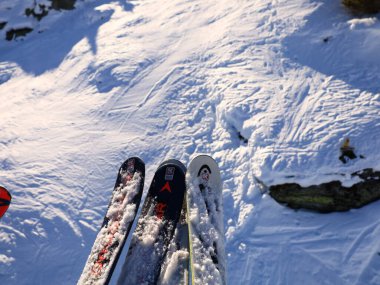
left=1, top=0, right=380, bottom=284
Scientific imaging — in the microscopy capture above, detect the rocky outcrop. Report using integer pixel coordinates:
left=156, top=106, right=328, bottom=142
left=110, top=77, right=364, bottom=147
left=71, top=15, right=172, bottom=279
left=269, top=168, right=380, bottom=213
left=6, top=28, right=33, bottom=41
left=51, top=0, right=76, bottom=10
left=25, top=0, right=76, bottom=21
left=4, top=0, right=77, bottom=41
left=342, top=0, right=380, bottom=15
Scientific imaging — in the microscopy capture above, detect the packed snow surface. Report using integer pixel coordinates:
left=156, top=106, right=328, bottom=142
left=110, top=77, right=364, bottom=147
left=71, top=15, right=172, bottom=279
left=0, top=0, right=380, bottom=284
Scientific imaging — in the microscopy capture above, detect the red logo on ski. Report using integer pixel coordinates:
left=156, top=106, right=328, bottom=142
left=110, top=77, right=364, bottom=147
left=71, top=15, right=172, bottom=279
left=155, top=202, right=167, bottom=219
left=160, top=182, right=172, bottom=193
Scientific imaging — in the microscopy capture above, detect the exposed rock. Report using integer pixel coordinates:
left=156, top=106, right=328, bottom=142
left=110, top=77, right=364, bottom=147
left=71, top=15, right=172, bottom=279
left=25, top=5, right=49, bottom=21
left=24, top=0, right=77, bottom=22
left=6, top=28, right=33, bottom=41
left=50, top=0, right=76, bottom=10
left=4, top=0, right=78, bottom=41
left=238, top=131, right=248, bottom=144
left=342, top=0, right=380, bottom=15
left=269, top=168, right=380, bottom=213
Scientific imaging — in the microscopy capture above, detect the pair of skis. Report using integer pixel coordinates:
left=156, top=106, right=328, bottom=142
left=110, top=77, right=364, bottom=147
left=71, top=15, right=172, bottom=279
left=77, top=155, right=226, bottom=285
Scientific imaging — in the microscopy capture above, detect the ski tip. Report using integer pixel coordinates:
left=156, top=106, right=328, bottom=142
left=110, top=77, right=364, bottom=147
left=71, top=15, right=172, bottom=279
left=158, top=159, right=187, bottom=173
left=125, top=156, right=145, bottom=164
left=119, top=157, right=145, bottom=179
left=187, top=154, right=221, bottom=182
left=189, top=154, right=219, bottom=167
left=190, top=153, right=215, bottom=160
left=120, top=157, right=145, bottom=169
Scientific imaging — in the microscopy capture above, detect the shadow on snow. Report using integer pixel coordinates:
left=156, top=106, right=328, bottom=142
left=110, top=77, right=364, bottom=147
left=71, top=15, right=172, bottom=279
left=0, top=1, right=134, bottom=76
left=283, top=0, right=380, bottom=93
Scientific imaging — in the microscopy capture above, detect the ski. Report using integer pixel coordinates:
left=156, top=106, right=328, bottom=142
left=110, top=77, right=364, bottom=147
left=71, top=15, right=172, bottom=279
left=186, top=155, right=226, bottom=285
left=78, top=157, right=145, bottom=285
left=157, top=198, right=189, bottom=285
left=117, top=159, right=187, bottom=285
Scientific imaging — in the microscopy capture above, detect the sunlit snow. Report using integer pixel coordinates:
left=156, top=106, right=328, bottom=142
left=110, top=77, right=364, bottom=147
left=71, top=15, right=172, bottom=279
left=1, top=0, right=380, bottom=284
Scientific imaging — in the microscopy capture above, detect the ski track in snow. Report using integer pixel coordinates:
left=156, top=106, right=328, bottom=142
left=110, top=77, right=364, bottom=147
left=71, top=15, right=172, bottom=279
left=0, top=0, right=380, bottom=284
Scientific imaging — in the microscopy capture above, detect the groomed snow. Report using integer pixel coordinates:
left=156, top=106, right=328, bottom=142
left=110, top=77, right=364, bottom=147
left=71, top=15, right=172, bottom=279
left=0, top=0, right=380, bottom=284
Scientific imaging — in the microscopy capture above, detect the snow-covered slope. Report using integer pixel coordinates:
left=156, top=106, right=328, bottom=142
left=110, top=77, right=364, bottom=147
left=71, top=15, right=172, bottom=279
left=0, top=0, right=379, bottom=284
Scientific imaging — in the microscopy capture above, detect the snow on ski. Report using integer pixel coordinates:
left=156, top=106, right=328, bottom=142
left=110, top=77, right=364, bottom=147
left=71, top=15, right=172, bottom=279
left=186, top=155, right=226, bottom=285
left=157, top=198, right=189, bottom=285
left=117, top=159, right=187, bottom=285
left=78, top=157, right=145, bottom=285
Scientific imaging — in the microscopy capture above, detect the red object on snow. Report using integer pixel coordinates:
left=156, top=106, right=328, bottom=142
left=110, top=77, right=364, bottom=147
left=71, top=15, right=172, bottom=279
left=0, top=186, right=11, bottom=218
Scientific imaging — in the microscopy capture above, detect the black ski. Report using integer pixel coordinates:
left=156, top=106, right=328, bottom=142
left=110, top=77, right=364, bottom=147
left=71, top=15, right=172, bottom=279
left=157, top=197, right=189, bottom=285
left=78, top=157, right=145, bottom=285
left=117, top=159, right=187, bottom=285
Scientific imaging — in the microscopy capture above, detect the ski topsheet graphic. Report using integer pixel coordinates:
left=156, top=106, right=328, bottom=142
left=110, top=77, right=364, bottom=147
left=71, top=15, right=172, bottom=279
left=186, top=155, right=226, bottom=285
left=78, top=157, right=145, bottom=285
left=117, top=159, right=187, bottom=285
